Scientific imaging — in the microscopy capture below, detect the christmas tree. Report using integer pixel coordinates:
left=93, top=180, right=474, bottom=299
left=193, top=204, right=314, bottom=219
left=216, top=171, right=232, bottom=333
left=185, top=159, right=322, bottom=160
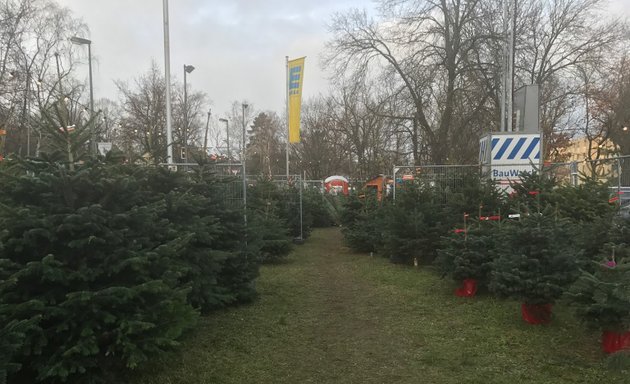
left=247, top=179, right=293, bottom=263
left=490, top=212, right=583, bottom=306
left=340, top=194, right=384, bottom=254
left=380, top=182, right=447, bottom=265
left=436, top=223, right=498, bottom=287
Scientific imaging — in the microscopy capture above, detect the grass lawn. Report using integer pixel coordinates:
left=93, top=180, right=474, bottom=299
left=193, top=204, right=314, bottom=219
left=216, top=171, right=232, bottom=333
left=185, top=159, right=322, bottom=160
left=133, top=227, right=630, bottom=384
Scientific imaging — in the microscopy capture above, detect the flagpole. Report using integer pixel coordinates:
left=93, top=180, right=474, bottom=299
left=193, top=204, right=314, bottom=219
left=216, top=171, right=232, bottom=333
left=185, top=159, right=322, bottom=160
left=286, top=55, right=290, bottom=181
left=163, top=0, right=173, bottom=165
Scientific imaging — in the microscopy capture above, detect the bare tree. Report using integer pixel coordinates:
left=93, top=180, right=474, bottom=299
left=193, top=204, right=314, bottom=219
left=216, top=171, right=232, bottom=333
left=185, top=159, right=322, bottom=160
left=115, top=62, right=209, bottom=164
left=325, top=0, right=498, bottom=164
left=246, top=111, right=285, bottom=176
left=513, top=0, right=624, bottom=157
left=0, top=0, right=87, bottom=157
left=324, top=0, right=626, bottom=166
left=295, top=97, right=350, bottom=179
left=225, top=100, right=255, bottom=162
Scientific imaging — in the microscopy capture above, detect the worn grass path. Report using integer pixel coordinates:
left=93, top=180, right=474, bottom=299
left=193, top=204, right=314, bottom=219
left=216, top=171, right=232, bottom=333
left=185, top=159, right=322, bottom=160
left=134, top=228, right=629, bottom=384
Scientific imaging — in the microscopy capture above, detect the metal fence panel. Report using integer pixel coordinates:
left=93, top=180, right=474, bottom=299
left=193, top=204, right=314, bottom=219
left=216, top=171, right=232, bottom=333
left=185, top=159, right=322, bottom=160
left=247, top=175, right=304, bottom=240
left=393, top=156, right=630, bottom=202
left=393, top=165, right=481, bottom=203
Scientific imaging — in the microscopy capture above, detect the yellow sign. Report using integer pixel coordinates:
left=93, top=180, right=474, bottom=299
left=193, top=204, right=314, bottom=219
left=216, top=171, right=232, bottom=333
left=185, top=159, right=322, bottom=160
left=288, top=57, right=305, bottom=143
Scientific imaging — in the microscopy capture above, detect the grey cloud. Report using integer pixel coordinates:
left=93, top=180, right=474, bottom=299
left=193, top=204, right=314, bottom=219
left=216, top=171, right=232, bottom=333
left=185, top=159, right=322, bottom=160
left=57, top=0, right=373, bottom=116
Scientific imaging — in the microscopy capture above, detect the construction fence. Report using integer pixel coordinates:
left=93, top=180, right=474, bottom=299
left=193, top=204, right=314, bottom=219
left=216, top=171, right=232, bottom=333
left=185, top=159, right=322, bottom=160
left=392, top=156, right=630, bottom=202
left=168, top=165, right=306, bottom=240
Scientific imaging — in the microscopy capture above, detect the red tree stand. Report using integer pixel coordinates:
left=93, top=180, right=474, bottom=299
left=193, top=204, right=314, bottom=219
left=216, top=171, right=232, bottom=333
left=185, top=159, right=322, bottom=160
left=521, top=303, right=553, bottom=324
left=455, top=279, right=478, bottom=297
left=602, top=331, right=630, bottom=354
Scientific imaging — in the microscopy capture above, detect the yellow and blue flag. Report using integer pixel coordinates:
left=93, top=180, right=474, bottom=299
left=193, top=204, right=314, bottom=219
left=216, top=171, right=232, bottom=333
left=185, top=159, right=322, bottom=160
left=288, top=57, right=305, bottom=143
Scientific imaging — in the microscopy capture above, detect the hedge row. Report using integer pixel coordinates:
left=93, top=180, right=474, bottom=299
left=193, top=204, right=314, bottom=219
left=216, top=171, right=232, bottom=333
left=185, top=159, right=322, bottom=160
left=341, top=170, right=630, bottom=340
left=0, top=157, right=340, bottom=384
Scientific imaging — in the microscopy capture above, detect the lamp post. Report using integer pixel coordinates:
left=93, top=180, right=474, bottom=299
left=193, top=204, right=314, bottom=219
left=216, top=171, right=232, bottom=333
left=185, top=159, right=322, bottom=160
left=183, top=64, right=195, bottom=161
left=162, top=0, right=174, bottom=165
left=242, top=103, right=248, bottom=228
left=203, top=109, right=211, bottom=154
left=219, top=118, right=230, bottom=171
left=70, top=36, right=95, bottom=154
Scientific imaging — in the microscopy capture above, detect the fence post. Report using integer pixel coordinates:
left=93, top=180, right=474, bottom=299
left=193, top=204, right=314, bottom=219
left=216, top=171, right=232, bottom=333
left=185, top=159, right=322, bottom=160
left=570, top=161, right=578, bottom=186
left=299, top=175, right=303, bottom=241
left=393, top=165, right=397, bottom=202
left=618, top=158, right=622, bottom=195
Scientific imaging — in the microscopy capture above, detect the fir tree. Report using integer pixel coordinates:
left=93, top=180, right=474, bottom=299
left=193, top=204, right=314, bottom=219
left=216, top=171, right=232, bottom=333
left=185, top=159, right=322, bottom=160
left=380, top=183, right=447, bottom=264
left=436, top=224, right=498, bottom=286
left=340, top=194, right=383, bottom=253
left=303, top=188, right=336, bottom=227
left=566, top=222, right=630, bottom=333
left=566, top=258, right=630, bottom=332
left=248, top=179, right=293, bottom=263
left=490, top=213, right=583, bottom=305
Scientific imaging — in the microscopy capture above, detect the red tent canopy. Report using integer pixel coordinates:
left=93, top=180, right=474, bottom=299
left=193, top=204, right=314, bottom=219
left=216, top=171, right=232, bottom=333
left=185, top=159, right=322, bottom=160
left=324, top=176, right=349, bottom=195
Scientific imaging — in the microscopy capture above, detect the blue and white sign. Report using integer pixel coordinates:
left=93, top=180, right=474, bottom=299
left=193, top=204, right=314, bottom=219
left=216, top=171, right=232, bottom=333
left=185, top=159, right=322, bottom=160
left=480, top=133, right=542, bottom=185
left=490, top=134, right=540, bottom=164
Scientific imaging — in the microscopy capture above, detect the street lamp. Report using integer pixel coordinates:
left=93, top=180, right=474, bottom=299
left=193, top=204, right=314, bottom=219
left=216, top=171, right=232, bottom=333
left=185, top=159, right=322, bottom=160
left=70, top=36, right=95, bottom=155
left=203, top=109, right=211, bottom=153
left=242, top=103, right=248, bottom=228
left=183, top=64, right=195, bottom=161
left=162, top=0, right=173, bottom=165
left=219, top=118, right=230, bottom=169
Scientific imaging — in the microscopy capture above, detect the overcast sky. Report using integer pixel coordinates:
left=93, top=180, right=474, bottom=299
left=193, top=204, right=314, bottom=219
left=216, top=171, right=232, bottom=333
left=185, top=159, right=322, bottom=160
left=55, top=0, right=373, bottom=118
left=57, top=0, right=629, bottom=118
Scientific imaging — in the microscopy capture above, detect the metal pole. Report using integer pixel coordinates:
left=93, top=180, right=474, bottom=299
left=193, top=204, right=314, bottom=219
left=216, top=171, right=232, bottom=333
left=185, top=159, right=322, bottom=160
left=88, top=42, right=95, bottom=154
left=242, top=104, right=248, bottom=228
left=183, top=65, right=187, bottom=159
left=203, top=109, right=211, bottom=153
left=286, top=56, right=290, bottom=180
left=507, top=0, right=515, bottom=132
left=22, top=71, right=30, bottom=156
left=54, top=52, right=63, bottom=97
left=226, top=119, right=231, bottom=169
left=618, top=158, right=622, bottom=196
left=500, top=0, right=508, bottom=132
left=299, top=175, right=303, bottom=240
left=393, top=165, right=397, bottom=202
left=163, top=0, right=173, bottom=165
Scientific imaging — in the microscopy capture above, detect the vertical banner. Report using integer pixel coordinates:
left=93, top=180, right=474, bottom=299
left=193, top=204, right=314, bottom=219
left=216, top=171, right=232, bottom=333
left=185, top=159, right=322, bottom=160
left=288, top=57, right=305, bottom=143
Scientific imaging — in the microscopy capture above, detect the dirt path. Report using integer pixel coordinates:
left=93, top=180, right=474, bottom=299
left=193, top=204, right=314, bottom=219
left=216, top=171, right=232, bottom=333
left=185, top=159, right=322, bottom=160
left=294, top=228, right=409, bottom=382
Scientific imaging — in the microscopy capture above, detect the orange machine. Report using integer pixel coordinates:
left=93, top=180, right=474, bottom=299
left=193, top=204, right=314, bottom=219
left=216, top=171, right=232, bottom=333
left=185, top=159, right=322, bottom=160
left=363, top=175, right=393, bottom=201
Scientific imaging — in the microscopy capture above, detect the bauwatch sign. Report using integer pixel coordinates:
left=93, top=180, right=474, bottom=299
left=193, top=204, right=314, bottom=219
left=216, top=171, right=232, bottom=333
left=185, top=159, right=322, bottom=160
left=480, top=132, right=542, bottom=189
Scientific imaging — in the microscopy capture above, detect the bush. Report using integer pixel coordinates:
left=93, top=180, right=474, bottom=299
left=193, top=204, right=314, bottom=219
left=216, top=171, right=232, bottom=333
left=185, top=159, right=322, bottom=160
left=0, top=159, right=257, bottom=383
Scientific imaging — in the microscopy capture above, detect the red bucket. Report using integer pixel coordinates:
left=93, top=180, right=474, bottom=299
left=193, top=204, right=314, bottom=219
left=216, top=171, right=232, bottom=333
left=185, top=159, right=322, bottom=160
left=455, top=279, right=478, bottom=297
left=521, top=303, right=553, bottom=324
left=602, top=331, right=630, bottom=354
